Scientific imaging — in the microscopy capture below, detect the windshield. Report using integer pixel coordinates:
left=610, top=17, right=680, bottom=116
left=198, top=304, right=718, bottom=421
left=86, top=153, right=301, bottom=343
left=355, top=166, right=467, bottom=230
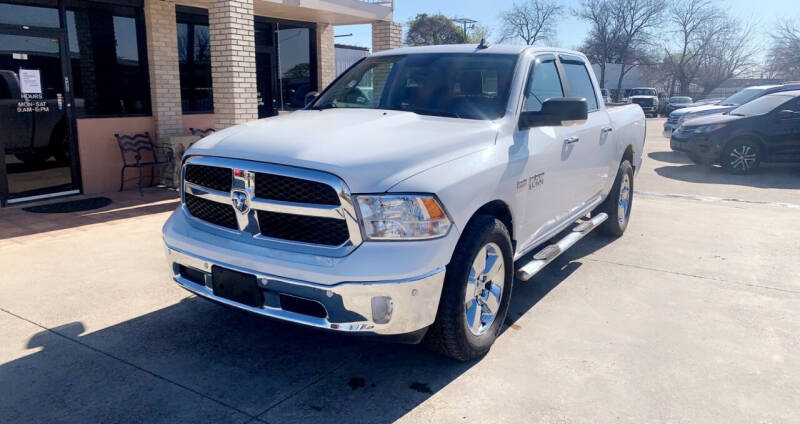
left=629, top=88, right=656, bottom=96
left=670, top=96, right=692, bottom=103
left=721, top=87, right=769, bottom=106
left=311, top=53, right=518, bottom=120
left=729, top=94, right=791, bottom=116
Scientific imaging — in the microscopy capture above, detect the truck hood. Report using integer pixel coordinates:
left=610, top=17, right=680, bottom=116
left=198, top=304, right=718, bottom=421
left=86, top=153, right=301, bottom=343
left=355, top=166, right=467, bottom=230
left=671, top=104, right=734, bottom=117
left=629, top=95, right=657, bottom=100
left=682, top=112, right=744, bottom=127
left=186, top=109, right=500, bottom=193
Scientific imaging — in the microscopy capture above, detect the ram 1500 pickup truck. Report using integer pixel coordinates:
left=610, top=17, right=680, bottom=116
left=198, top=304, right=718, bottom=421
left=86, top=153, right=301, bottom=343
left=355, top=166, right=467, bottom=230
left=162, top=44, right=646, bottom=360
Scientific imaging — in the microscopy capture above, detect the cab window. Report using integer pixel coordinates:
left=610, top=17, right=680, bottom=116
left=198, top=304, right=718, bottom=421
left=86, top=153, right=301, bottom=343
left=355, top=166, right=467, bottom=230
left=524, top=59, right=563, bottom=112
left=561, top=60, right=599, bottom=111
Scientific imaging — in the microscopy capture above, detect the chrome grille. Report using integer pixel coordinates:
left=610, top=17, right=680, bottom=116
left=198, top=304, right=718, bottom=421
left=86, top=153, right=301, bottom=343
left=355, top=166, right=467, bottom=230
left=256, top=211, right=349, bottom=245
left=254, top=172, right=340, bottom=205
left=185, top=164, right=232, bottom=192
left=181, top=156, right=362, bottom=256
left=667, top=115, right=680, bottom=125
left=185, top=194, right=237, bottom=229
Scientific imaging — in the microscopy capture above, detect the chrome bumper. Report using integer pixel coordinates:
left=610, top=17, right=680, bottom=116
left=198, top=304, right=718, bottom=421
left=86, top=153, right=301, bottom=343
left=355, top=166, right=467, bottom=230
left=165, top=246, right=445, bottom=335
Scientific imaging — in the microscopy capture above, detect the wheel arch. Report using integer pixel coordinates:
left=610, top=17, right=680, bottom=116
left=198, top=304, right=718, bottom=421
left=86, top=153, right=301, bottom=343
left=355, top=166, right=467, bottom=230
left=725, top=132, right=768, bottom=158
left=464, top=200, right=515, bottom=251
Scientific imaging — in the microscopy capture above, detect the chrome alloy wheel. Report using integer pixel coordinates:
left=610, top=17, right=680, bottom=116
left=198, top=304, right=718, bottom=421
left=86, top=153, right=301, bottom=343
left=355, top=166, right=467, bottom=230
left=729, top=144, right=757, bottom=171
left=617, top=173, right=631, bottom=225
left=464, top=242, right=505, bottom=336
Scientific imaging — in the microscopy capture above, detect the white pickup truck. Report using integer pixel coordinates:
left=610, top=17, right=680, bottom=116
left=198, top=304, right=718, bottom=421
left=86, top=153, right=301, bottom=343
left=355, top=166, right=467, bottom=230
left=162, top=44, right=645, bottom=360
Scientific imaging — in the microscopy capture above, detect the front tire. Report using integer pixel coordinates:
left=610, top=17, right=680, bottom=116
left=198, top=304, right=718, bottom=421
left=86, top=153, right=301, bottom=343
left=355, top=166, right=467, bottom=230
left=722, top=138, right=761, bottom=174
left=596, top=159, right=634, bottom=237
left=424, top=215, right=514, bottom=361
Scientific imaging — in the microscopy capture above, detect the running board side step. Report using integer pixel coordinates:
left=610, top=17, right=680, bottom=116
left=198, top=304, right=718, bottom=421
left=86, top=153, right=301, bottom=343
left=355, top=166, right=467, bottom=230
left=515, top=212, right=608, bottom=281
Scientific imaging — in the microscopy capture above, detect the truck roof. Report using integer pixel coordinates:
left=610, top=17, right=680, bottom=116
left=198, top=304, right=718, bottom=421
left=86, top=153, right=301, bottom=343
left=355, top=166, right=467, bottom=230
left=370, top=44, right=587, bottom=58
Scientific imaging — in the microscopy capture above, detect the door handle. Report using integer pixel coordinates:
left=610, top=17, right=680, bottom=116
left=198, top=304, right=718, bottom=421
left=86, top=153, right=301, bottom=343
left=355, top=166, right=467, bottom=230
left=564, top=136, right=580, bottom=145
left=601, top=127, right=614, bottom=133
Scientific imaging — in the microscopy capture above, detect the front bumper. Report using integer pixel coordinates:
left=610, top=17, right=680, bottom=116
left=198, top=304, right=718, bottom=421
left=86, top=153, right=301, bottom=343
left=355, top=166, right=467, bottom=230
left=669, top=132, right=721, bottom=160
left=166, top=246, right=445, bottom=335
left=663, top=122, right=678, bottom=138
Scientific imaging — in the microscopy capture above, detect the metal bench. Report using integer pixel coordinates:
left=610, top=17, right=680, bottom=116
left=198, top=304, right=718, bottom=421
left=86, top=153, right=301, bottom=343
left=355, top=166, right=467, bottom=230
left=189, top=127, right=216, bottom=137
left=114, top=132, right=173, bottom=195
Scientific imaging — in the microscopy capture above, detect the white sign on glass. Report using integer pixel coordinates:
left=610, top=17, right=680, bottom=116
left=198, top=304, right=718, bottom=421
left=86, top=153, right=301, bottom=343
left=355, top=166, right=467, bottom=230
left=19, top=69, right=42, bottom=94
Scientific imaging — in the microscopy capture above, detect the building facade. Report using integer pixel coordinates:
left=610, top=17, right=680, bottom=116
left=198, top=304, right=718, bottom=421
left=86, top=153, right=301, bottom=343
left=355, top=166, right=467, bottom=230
left=0, top=0, right=401, bottom=205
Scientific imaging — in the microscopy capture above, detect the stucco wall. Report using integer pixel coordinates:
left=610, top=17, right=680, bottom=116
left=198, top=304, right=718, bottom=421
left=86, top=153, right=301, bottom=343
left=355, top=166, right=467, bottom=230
left=76, top=117, right=156, bottom=194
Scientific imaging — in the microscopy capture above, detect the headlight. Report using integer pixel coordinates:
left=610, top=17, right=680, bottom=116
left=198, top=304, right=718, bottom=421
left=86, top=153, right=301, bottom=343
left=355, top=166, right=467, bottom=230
left=355, top=194, right=452, bottom=240
left=691, top=124, right=726, bottom=134
left=679, top=113, right=699, bottom=124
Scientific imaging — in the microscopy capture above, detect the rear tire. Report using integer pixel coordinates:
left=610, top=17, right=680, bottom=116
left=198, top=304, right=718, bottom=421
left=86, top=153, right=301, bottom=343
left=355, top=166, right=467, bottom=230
left=424, top=215, right=514, bottom=361
left=596, top=159, right=634, bottom=237
left=721, top=138, right=761, bottom=174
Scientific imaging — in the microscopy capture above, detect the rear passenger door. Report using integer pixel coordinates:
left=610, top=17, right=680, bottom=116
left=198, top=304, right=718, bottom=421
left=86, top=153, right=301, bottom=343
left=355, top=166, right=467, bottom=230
left=557, top=55, right=613, bottom=209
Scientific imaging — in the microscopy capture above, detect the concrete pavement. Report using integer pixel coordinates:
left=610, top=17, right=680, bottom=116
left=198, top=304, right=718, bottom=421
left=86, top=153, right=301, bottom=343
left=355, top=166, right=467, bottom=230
left=1, top=119, right=798, bottom=423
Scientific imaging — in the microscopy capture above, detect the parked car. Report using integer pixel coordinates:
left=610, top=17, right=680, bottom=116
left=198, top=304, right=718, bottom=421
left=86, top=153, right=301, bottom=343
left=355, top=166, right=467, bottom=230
left=665, top=96, right=693, bottom=116
left=627, top=87, right=659, bottom=117
left=600, top=88, right=612, bottom=104
left=162, top=44, right=646, bottom=361
left=694, top=97, right=724, bottom=106
left=0, top=70, right=68, bottom=164
left=671, top=90, right=800, bottom=173
left=663, top=83, right=800, bottom=138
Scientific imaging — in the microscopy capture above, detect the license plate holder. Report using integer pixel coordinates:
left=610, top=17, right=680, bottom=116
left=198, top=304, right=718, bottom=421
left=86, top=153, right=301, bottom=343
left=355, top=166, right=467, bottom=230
left=211, top=266, right=262, bottom=308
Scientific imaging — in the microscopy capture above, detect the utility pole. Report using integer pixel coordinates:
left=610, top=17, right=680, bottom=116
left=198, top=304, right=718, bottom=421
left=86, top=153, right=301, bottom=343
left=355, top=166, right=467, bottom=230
left=451, top=17, right=477, bottom=41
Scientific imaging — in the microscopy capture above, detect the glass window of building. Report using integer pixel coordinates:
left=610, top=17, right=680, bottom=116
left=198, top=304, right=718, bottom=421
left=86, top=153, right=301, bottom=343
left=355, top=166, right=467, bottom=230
left=0, top=1, right=60, bottom=28
left=65, top=1, right=150, bottom=116
left=176, top=7, right=212, bottom=113
left=277, top=23, right=316, bottom=110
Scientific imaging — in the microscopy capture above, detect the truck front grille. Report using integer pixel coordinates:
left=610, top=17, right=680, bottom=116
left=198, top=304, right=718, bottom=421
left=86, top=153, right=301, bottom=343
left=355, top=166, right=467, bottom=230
left=256, top=211, right=349, bottom=245
left=254, top=172, right=340, bottom=205
left=185, top=193, right=238, bottom=229
left=181, top=157, right=361, bottom=256
left=185, top=164, right=232, bottom=192
left=632, top=98, right=654, bottom=107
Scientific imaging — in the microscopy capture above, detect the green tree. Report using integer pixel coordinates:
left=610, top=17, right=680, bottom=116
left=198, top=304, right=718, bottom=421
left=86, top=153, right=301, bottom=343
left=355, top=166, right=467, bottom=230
left=405, top=13, right=465, bottom=46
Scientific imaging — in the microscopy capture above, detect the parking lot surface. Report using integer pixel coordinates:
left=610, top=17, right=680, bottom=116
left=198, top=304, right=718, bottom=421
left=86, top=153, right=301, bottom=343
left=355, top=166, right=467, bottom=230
left=1, top=118, right=799, bottom=423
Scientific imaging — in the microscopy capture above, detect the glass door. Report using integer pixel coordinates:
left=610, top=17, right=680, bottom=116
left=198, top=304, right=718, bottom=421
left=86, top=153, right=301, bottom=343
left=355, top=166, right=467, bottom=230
left=254, top=20, right=277, bottom=118
left=0, top=30, right=77, bottom=204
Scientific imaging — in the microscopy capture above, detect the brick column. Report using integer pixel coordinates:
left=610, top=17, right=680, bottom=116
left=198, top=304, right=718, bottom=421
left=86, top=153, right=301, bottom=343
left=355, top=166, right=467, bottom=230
left=371, top=21, right=402, bottom=53
left=209, top=0, right=258, bottom=129
left=316, top=23, right=335, bottom=90
left=144, top=0, right=183, bottom=139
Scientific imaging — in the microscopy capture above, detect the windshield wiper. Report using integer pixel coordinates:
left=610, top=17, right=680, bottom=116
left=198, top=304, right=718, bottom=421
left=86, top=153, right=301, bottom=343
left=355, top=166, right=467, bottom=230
left=391, top=107, right=461, bottom=119
left=728, top=113, right=745, bottom=116
left=310, top=103, right=338, bottom=110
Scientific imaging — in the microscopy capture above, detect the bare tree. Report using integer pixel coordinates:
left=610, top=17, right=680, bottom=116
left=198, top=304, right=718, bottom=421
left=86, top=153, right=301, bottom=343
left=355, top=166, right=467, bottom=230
left=499, top=0, right=564, bottom=45
left=767, top=19, right=800, bottom=80
left=609, top=0, right=666, bottom=95
left=695, top=19, right=757, bottom=96
left=662, top=0, right=725, bottom=95
left=575, top=0, right=621, bottom=88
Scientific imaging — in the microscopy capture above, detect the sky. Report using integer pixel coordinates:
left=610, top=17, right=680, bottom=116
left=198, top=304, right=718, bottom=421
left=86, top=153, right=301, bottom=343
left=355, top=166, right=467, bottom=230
left=335, top=0, right=796, bottom=56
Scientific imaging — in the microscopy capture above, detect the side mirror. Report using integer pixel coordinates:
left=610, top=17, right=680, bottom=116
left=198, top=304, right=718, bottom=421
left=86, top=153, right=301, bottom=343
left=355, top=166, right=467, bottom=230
left=519, top=97, right=588, bottom=130
left=777, top=109, right=797, bottom=120
left=304, top=91, right=319, bottom=106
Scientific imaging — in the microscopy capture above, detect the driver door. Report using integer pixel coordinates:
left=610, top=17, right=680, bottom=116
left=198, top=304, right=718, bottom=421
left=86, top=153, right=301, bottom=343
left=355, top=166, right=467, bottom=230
left=514, top=55, right=573, bottom=253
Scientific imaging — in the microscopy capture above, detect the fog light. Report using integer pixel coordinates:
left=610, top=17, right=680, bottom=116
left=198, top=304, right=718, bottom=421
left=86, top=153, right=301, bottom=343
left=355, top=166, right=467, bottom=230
left=371, top=296, right=393, bottom=324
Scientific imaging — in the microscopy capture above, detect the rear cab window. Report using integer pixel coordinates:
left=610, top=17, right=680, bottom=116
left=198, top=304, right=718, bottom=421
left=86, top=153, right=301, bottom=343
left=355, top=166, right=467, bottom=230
left=559, top=56, right=599, bottom=111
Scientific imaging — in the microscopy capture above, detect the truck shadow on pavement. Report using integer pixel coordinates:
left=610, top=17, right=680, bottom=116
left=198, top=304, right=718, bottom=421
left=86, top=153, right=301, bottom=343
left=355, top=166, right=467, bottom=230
left=1, top=234, right=615, bottom=424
